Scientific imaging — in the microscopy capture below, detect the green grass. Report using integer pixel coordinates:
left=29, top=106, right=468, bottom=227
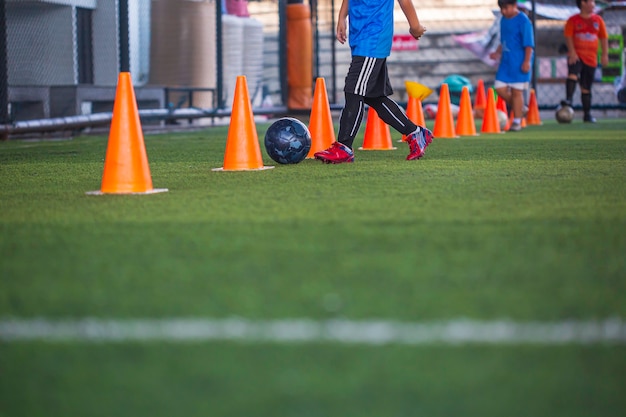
left=1, top=118, right=625, bottom=416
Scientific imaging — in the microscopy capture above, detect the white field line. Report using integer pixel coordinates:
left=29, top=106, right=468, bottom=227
left=1, top=318, right=625, bottom=345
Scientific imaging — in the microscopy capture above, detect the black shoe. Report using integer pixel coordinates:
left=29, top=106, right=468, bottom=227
left=583, top=115, right=597, bottom=123
left=560, top=99, right=572, bottom=107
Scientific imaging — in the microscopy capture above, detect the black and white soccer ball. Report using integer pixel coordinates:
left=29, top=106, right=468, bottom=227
left=264, top=117, right=311, bottom=164
left=555, top=104, right=575, bottom=124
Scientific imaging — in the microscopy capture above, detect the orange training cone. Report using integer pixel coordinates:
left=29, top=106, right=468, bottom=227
left=508, top=110, right=515, bottom=130
left=433, top=83, right=458, bottom=138
left=359, top=106, right=396, bottom=150
left=474, top=79, right=486, bottom=112
left=307, top=77, right=335, bottom=158
left=213, top=76, right=274, bottom=171
left=401, top=96, right=426, bottom=142
left=87, top=72, right=167, bottom=195
left=497, top=95, right=510, bottom=131
left=481, top=88, right=502, bottom=134
left=455, top=86, right=478, bottom=136
left=526, top=88, right=542, bottom=125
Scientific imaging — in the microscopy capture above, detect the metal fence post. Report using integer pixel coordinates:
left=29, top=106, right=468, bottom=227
left=0, top=0, right=8, bottom=128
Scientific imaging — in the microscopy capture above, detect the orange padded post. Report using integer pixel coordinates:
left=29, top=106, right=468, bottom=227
left=286, top=3, right=313, bottom=109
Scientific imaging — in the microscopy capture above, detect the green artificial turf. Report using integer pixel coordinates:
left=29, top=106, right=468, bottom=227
left=1, top=118, right=625, bottom=416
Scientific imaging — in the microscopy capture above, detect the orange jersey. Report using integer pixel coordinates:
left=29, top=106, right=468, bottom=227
left=564, top=14, right=608, bottom=67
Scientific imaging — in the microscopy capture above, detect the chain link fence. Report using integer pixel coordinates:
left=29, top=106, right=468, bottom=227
left=2, top=0, right=625, bottom=127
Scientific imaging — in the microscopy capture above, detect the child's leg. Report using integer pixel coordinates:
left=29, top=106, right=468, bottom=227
left=579, top=64, right=596, bottom=120
left=495, top=86, right=512, bottom=110
left=511, top=88, right=524, bottom=120
left=566, top=76, right=577, bottom=103
left=337, top=92, right=366, bottom=149
left=565, top=60, right=582, bottom=104
left=337, top=56, right=393, bottom=149
left=364, top=96, right=418, bottom=135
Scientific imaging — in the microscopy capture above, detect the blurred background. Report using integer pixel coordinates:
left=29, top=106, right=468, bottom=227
left=2, top=0, right=625, bottom=126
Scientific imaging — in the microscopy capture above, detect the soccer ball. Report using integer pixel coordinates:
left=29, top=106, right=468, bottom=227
left=264, top=117, right=311, bottom=164
left=555, top=104, right=574, bottom=123
left=497, top=109, right=509, bottom=130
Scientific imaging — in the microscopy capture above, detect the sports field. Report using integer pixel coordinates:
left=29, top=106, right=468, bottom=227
left=1, top=117, right=625, bottom=416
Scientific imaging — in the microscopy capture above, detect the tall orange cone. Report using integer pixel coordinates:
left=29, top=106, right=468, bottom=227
left=455, top=86, right=478, bottom=136
left=474, top=79, right=486, bottom=114
left=433, top=83, right=458, bottom=138
left=359, top=106, right=396, bottom=150
left=401, top=96, right=426, bottom=142
left=307, top=77, right=335, bottom=158
left=87, top=72, right=167, bottom=195
left=213, top=76, right=274, bottom=171
left=526, top=88, right=542, bottom=125
left=481, top=88, right=502, bottom=134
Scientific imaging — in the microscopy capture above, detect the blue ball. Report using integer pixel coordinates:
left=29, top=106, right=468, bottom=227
left=264, top=117, right=312, bottom=164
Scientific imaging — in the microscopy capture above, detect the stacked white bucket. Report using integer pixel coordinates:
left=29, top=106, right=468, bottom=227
left=242, top=18, right=264, bottom=107
left=222, top=15, right=264, bottom=108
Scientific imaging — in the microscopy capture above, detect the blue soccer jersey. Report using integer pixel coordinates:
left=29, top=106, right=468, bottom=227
left=496, top=12, right=534, bottom=83
left=348, top=0, right=395, bottom=58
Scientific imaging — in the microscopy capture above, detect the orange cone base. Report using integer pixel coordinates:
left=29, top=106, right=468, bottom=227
left=86, top=188, right=169, bottom=195
left=212, top=166, right=274, bottom=172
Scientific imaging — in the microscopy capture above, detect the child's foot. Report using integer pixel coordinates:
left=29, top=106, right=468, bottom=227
left=508, top=122, right=522, bottom=132
left=406, top=127, right=433, bottom=161
left=314, top=142, right=355, bottom=164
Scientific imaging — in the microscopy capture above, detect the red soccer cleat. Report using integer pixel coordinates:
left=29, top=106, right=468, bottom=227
left=314, top=142, right=355, bottom=164
left=406, top=127, right=433, bottom=161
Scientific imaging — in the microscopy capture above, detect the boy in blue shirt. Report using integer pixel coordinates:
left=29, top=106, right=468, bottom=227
left=314, top=0, right=433, bottom=164
left=489, top=0, right=534, bottom=131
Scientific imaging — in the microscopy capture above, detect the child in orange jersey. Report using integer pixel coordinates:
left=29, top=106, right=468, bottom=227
left=563, top=0, right=609, bottom=122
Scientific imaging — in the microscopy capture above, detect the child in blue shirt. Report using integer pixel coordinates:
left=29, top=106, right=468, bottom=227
left=314, top=0, right=433, bottom=163
left=489, top=0, right=534, bottom=131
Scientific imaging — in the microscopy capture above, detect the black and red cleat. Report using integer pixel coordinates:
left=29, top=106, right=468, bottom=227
left=314, top=142, right=355, bottom=164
